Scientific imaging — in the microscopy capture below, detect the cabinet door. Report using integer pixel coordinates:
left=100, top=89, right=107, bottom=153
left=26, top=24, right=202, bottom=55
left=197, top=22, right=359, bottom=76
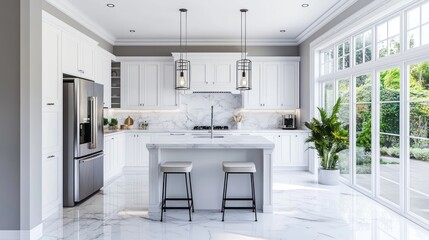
left=79, top=42, right=94, bottom=79
left=62, top=32, right=80, bottom=77
left=122, top=63, right=141, bottom=108
left=42, top=153, right=60, bottom=212
left=190, top=62, right=208, bottom=87
left=42, top=22, right=61, bottom=108
left=138, top=134, right=151, bottom=167
left=104, top=137, right=112, bottom=180
left=142, top=63, right=159, bottom=107
left=102, top=57, right=112, bottom=108
left=213, top=62, right=233, bottom=86
left=290, top=133, right=309, bottom=167
left=160, top=63, right=178, bottom=107
left=279, top=62, right=299, bottom=109
left=280, top=134, right=292, bottom=166
left=117, top=134, right=125, bottom=168
left=263, top=63, right=280, bottom=108
left=242, top=63, right=262, bottom=108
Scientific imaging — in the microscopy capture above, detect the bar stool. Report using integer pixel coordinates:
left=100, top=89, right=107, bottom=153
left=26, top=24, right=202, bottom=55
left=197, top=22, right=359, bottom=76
left=221, top=161, right=257, bottom=221
left=160, top=161, right=194, bottom=222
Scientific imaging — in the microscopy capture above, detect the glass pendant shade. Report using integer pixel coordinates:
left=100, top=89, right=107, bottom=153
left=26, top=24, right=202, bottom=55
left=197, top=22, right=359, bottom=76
left=236, top=9, right=252, bottom=91
left=175, top=59, right=190, bottom=90
left=236, top=59, right=252, bottom=90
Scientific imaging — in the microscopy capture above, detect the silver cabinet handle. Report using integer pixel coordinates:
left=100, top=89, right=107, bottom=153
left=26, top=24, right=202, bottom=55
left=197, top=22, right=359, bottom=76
left=47, top=103, right=55, bottom=106
left=47, top=155, right=55, bottom=159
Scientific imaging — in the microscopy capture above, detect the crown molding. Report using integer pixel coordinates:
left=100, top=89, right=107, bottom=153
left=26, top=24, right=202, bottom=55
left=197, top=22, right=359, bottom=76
left=114, top=38, right=299, bottom=46
left=45, top=0, right=115, bottom=45
left=296, top=0, right=359, bottom=44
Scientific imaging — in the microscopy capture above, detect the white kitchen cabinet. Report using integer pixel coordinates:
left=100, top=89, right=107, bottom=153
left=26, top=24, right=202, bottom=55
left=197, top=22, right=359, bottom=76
left=121, top=62, right=159, bottom=108
left=188, top=61, right=236, bottom=92
left=62, top=31, right=95, bottom=79
left=104, top=133, right=125, bottom=183
left=277, top=133, right=309, bottom=167
left=42, top=20, right=63, bottom=220
left=94, top=49, right=113, bottom=108
left=126, top=133, right=151, bottom=167
left=242, top=58, right=300, bottom=110
left=160, top=63, right=179, bottom=107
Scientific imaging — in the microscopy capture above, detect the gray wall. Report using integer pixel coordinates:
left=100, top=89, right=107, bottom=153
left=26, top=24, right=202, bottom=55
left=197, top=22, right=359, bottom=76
left=298, top=0, right=374, bottom=124
left=42, top=1, right=113, bottom=53
left=114, top=45, right=299, bottom=56
left=0, top=0, right=21, bottom=230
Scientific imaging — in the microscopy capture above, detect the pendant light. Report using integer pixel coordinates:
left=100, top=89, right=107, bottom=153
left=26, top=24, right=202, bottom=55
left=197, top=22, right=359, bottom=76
left=175, top=8, right=191, bottom=90
left=236, top=9, right=252, bottom=91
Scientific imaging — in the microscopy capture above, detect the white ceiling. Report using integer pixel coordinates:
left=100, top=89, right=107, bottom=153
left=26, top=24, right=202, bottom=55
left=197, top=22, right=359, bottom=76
left=48, top=0, right=357, bottom=46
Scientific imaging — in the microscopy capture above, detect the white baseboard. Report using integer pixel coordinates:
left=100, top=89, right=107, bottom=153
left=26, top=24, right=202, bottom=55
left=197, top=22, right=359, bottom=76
left=122, top=166, right=148, bottom=174
left=42, top=201, right=61, bottom=220
left=0, top=223, right=43, bottom=240
left=273, top=166, right=308, bottom=171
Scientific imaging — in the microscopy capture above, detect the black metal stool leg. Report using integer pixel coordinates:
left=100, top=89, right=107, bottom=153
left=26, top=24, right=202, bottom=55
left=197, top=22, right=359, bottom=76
left=185, top=173, right=192, bottom=221
left=188, top=172, right=194, bottom=212
left=221, top=172, right=227, bottom=213
left=222, top=173, right=229, bottom=221
left=160, top=173, right=166, bottom=222
left=164, top=173, right=168, bottom=212
left=251, top=173, right=257, bottom=222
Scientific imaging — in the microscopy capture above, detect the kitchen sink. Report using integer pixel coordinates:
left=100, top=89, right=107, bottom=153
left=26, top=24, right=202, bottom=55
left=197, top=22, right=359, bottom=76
left=193, top=135, right=225, bottom=138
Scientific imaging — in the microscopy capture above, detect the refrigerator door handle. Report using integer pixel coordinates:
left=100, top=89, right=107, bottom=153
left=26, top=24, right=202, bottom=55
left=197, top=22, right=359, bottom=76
left=89, top=96, right=97, bottom=149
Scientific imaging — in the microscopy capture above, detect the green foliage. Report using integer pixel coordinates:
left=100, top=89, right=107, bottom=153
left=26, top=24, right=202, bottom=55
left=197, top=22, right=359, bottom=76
left=109, top=118, right=118, bottom=127
left=357, top=116, right=372, bottom=152
left=103, top=118, right=109, bottom=126
left=305, top=98, right=349, bottom=170
left=410, top=148, right=429, bottom=161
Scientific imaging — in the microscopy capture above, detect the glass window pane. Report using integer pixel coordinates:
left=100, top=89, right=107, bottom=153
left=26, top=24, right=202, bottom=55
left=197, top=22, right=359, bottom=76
left=409, top=62, right=429, bottom=101
left=378, top=22, right=388, bottom=41
left=356, top=103, right=372, bottom=191
left=324, top=82, right=335, bottom=113
left=338, top=79, right=350, bottom=102
left=380, top=68, right=400, bottom=101
left=365, top=47, right=372, bottom=62
left=389, top=36, right=400, bottom=55
left=356, top=74, right=372, bottom=102
left=356, top=50, right=363, bottom=65
left=338, top=58, right=343, bottom=70
left=388, top=17, right=400, bottom=37
left=344, top=55, right=350, bottom=69
left=355, top=35, right=363, bottom=50
left=407, top=7, right=420, bottom=29
left=364, top=30, right=372, bottom=47
left=378, top=40, right=388, bottom=58
left=380, top=103, right=400, bottom=134
left=409, top=102, right=429, bottom=138
left=422, top=2, right=429, bottom=24
left=408, top=29, right=421, bottom=49
left=338, top=44, right=343, bottom=57
left=422, top=24, right=429, bottom=46
left=379, top=134, right=400, bottom=205
left=409, top=137, right=429, bottom=221
left=345, top=41, right=350, bottom=55
left=338, top=79, right=350, bottom=179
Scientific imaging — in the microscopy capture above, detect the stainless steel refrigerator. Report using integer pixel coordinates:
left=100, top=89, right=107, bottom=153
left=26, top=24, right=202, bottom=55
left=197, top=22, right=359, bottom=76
left=63, top=77, right=104, bottom=207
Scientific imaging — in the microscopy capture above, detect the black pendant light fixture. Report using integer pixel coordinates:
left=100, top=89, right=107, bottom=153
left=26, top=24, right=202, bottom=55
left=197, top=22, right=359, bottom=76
left=175, top=8, right=191, bottom=90
left=236, top=9, right=252, bottom=91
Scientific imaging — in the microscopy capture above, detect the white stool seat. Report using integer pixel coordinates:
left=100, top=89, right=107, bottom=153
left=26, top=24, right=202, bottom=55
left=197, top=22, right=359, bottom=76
left=223, top=161, right=256, bottom=173
left=161, top=161, right=193, bottom=173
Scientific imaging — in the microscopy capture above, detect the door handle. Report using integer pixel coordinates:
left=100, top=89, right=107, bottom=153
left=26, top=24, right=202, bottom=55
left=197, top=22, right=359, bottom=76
left=46, top=103, right=55, bottom=106
left=89, top=96, right=97, bottom=149
left=47, top=155, right=55, bottom=159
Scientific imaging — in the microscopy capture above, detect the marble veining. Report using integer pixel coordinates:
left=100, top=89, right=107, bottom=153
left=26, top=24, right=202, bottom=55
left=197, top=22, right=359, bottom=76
left=40, top=171, right=429, bottom=240
left=105, top=93, right=299, bottom=130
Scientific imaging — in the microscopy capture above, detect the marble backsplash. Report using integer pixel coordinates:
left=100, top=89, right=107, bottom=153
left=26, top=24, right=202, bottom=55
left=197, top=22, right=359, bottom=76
left=105, top=93, right=300, bottom=130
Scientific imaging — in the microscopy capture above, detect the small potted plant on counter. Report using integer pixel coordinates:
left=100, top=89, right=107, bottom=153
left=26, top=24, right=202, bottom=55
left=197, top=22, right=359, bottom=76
left=305, top=98, right=348, bottom=185
left=109, top=118, right=118, bottom=130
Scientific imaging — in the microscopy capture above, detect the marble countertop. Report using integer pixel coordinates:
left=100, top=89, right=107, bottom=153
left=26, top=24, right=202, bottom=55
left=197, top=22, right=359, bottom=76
left=104, top=128, right=310, bottom=136
left=146, top=135, right=275, bottom=149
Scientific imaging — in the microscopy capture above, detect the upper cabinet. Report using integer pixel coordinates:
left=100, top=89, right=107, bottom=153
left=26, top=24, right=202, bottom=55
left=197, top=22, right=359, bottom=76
left=94, top=49, right=114, bottom=108
left=62, top=31, right=96, bottom=80
left=120, top=58, right=178, bottom=109
left=242, top=57, right=300, bottom=110
left=172, top=53, right=240, bottom=93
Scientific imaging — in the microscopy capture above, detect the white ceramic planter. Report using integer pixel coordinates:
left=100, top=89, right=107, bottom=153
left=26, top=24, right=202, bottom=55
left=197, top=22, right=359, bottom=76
left=236, top=122, right=242, bottom=130
left=318, top=168, right=340, bottom=185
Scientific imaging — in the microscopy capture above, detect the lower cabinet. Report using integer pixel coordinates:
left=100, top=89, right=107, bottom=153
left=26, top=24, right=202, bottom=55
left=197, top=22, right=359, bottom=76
left=104, top=133, right=125, bottom=183
left=42, top=152, right=62, bottom=219
left=125, top=133, right=152, bottom=167
left=258, top=132, right=309, bottom=167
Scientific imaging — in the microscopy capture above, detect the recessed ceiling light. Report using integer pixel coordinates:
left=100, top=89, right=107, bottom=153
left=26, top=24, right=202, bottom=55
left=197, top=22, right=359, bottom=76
left=130, top=30, right=136, bottom=33
left=106, top=3, right=115, bottom=8
left=301, top=3, right=309, bottom=7
left=280, top=30, right=286, bottom=33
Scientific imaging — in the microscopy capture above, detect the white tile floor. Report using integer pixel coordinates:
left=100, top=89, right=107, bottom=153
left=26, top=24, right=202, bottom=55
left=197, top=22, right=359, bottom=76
left=41, top=170, right=429, bottom=240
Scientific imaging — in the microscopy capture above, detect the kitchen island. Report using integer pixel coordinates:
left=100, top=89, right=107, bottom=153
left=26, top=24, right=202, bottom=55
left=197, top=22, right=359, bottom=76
left=146, top=135, right=275, bottom=218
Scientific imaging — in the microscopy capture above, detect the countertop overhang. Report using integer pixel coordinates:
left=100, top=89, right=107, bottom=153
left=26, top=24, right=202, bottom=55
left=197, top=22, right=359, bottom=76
left=146, top=135, right=275, bottom=149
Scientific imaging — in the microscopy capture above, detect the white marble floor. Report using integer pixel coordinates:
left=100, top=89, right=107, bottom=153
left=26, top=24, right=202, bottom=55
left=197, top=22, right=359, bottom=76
left=41, top=170, right=429, bottom=240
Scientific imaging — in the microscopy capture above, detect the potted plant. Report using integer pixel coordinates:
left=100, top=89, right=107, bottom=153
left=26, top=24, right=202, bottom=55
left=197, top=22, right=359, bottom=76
left=304, top=98, right=349, bottom=185
left=109, top=118, right=118, bottom=130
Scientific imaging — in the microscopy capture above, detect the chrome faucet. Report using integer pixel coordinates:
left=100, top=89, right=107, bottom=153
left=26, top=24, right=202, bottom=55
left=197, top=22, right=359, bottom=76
left=210, top=106, right=214, bottom=139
